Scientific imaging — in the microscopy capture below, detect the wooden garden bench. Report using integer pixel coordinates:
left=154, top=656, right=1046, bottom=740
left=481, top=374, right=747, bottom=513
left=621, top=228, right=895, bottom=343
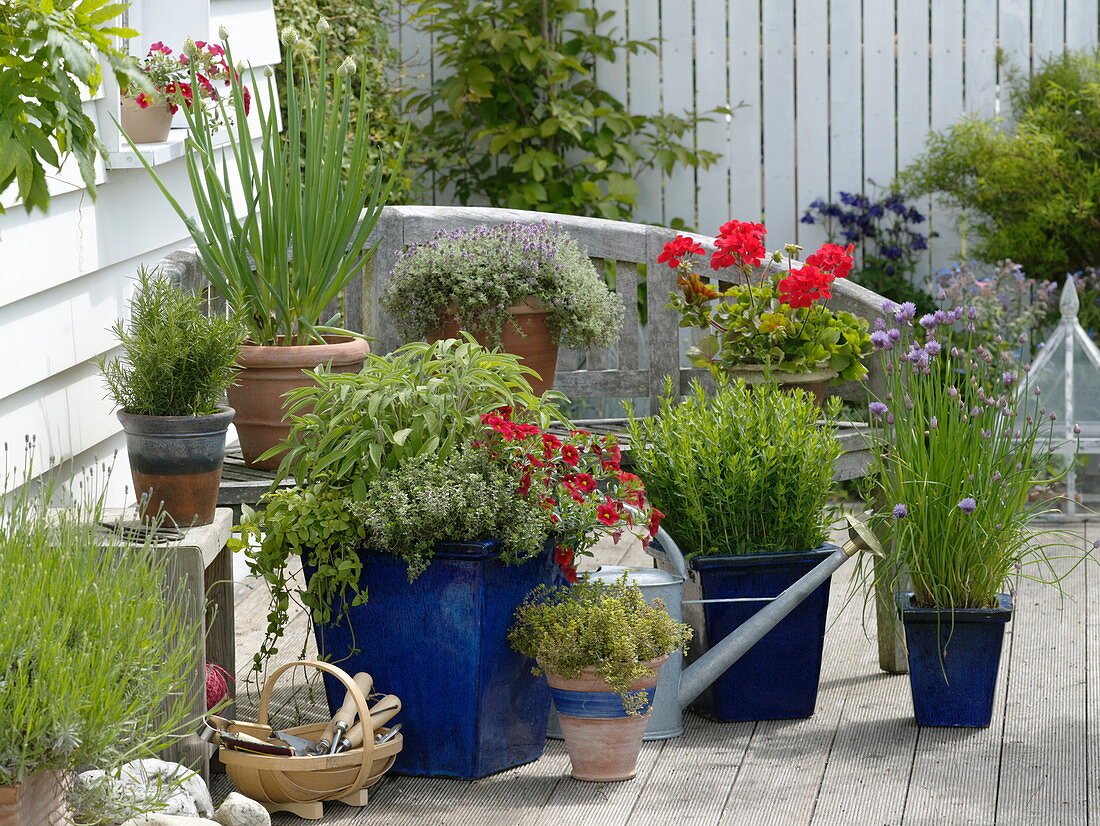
left=153, top=205, right=889, bottom=512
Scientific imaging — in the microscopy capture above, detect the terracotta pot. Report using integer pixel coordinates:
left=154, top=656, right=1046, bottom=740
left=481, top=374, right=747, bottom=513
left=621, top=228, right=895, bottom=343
left=0, top=771, right=68, bottom=826
left=227, top=335, right=370, bottom=470
left=117, top=408, right=234, bottom=527
left=545, top=655, right=667, bottom=782
left=427, top=298, right=558, bottom=396
left=723, top=364, right=838, bottom=407
left=120, top=96, right=173, bottom=143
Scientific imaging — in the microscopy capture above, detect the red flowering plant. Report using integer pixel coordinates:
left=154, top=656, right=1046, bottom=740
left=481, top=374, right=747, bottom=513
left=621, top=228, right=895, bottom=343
left=123, top=37, right=250, bottom=122
left=662, top=222, right=871, bottom=382
left=479, top=408, right=662, bottom=582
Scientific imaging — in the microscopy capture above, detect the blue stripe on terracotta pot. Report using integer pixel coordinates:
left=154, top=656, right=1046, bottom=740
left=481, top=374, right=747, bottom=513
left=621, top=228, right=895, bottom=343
left=549, top=687, right=656, bottom=719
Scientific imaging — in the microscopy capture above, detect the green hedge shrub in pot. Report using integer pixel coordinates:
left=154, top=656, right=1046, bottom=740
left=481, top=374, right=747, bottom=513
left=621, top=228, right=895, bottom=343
left=0, top=460, right=201, bottom=825
left=100, top=269, right=244, bottom=527
left=627, top=378, right=842, bottom=721
left=381, top=222, right=624, bottom=396
left=510, top=575, right=690, bottom=782
left=868, top=299, right=1085, bottom=726
left=236, top=337, right=662, bottom=777
left=131, top=28, right=401, bottom=468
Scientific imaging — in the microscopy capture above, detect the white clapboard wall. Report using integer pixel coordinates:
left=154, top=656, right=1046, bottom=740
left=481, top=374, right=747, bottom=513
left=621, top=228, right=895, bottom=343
left=394, top=0, right=1099, bottom=280
left=0, top=0, right=279, bottom=501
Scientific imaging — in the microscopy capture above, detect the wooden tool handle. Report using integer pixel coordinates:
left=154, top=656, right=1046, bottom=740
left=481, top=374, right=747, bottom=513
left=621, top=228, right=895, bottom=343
left=343, top=695, right=402, bottom=750
left=319, top=672, right=373, bottom=747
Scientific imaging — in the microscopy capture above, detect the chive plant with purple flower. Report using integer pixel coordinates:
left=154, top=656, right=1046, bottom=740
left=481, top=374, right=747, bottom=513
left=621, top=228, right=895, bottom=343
left=801, top=188, right=935, bottom=310
left=868, top=298, right=1082, bottom=610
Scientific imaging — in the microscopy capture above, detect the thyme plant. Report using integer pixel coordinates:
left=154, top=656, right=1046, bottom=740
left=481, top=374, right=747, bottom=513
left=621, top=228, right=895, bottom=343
left=509, top=575, right=691, bottom=713
left=627, top=378, right=842, bottom=557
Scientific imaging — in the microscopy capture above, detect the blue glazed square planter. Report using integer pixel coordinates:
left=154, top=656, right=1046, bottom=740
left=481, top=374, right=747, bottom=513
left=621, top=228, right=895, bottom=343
left=898, top=592, right=1013, bottom=727
left=306, top=539, right=559, bottom=779
left=686, top=546, right=836, bottom=722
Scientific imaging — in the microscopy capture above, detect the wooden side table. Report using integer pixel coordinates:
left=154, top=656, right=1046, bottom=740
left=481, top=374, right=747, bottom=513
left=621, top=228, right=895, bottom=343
left=101, top=508, right=235, bottom=783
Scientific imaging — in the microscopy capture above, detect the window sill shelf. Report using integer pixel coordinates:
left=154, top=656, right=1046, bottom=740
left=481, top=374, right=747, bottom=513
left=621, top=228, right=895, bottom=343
left=106, top=128, right=230, bottom=169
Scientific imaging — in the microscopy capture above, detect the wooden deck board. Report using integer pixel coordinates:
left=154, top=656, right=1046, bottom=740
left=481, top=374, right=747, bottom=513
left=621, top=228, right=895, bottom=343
left=214, top=522, right=1095, bottom=826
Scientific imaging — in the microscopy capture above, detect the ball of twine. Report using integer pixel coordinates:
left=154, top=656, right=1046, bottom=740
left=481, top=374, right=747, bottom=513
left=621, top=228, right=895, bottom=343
left=205, top=663, right=234, bottom=710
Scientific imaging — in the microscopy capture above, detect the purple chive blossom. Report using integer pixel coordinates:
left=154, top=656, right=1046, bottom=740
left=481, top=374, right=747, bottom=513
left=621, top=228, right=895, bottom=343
left=950, top=347, right=960, bottom=358
left=925, top=339, right=942, bottom=356
left=966, top=306, right=978, bottom=320
left=1002, top=372, right=1017, bottom=387
left=874, top=317, right=887, bottom=331
left=894, top=301, right=917, bottom=322
left=887, top=413, right=895, bottom=425
left=929, top=416, right=938, bottom=429
left=888, top=328, right=901, bottom=342
left=882, top=299, right=898, bottom=314
left=1075, top=424, right=1082, bottom=435
left=1093, top=539, right=1100, bottom=550
left=933, top=309, right=947, bottom=324
left=869, top=401, right=889, bottom=420
left=971, top=406, right=982, bottom=418
left=893, top=504, right=908, bottom=519
left=957, top=497, right=977, bottom=514
left=919, top=313, right=938, bottom=329
left=870, top=330, right=892, bottom=350
left=1050, top=412, right=1057, bottom=421
left=992, top=471, right=1002, bottom=482
left=937, top=288, right=947, bottom=301
left=948, top=386, right=959, bottom=398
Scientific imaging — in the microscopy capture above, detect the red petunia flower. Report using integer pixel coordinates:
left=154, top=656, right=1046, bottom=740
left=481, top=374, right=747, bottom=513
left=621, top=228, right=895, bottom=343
left=647, top=508, right=664, bottom=538
left=518, top=473, right=532, bottom=495
left=658, top=235, right=706, bottom=269
left=804, top=243, right=855, bottom=279
left=571, top=473, right=597, bottom=494
left=560, top=444, right=580, bottom=467
left=778, top=265, right=834, bottom=308
left=597, top=499, right=621, bottom=526
left=135, top=92, right=154, bottom=109
left=711, top=220, right=766, bottom=270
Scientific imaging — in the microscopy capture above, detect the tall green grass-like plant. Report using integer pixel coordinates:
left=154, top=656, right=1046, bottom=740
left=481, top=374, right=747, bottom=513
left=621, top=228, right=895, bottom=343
left=99, top=268, right=244, bottom=416
left=627, top=379, right=842, bottom=557
left=129, top=28, right=402, bottom=345
left=0, top=453, right=199, bottom=797
left=868, top=301, right=1080, bottom=610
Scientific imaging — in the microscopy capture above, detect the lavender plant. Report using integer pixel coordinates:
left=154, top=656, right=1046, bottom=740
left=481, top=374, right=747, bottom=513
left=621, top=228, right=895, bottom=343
left=868, top=298, right=1081, bottom=610
left=801, top=189, right=934, bottom=310
left=381, top=223, right=624, bottom=350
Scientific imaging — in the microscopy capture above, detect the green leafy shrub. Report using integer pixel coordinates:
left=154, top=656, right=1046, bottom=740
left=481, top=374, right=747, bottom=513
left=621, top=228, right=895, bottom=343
left=382, top=223, right=624, bottom=349
left=0, top=456, right=199, bottom=803
left=99, top=268, right=244, bottom=417
left=509, top=575, right=691, bottom=713
left=0, top=0, right=143, bottom=213
left=627, top=378, right=841, bottom=556
left=900, top=49, right=1100, bottom=278
left=406, top=0, right=724, bottom=221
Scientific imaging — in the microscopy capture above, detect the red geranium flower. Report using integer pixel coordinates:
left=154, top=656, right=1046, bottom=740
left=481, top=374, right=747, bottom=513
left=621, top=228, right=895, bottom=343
left=711, top=220, right=766, bottom=270
left=804, top=243, right=855, bottom=279
left=658, top=235, right=706, bottom=269
left=778, top=265, right=834, bottom=308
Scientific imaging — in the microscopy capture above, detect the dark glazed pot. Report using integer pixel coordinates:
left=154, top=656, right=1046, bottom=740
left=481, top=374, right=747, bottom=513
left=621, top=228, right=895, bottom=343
left=117, top=408, right=234, bottom=527
left=227, top=335, right=370, bottom=469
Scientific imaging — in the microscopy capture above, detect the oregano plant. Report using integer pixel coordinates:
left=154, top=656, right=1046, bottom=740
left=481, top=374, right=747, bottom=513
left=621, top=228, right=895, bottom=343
left=408, top=0, right=728, bottom=222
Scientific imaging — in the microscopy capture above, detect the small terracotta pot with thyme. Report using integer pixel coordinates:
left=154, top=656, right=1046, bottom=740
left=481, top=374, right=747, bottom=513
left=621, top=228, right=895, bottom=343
left=509, top=575, right=691, bottom=782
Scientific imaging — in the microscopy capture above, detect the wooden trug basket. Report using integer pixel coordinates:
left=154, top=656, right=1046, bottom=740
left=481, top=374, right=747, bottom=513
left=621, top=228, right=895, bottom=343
left=220, top=659, right=402, bottom=820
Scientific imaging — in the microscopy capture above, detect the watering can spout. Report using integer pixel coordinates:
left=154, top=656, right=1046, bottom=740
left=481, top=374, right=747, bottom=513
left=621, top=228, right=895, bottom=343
left=675, top=516, right=883, bottom=711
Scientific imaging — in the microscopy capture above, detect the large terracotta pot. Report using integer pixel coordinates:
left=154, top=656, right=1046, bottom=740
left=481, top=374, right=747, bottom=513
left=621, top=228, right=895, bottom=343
left=545, top=655, right=667, bottom=782
left=120, top=96, right=173, bottom=143
left=227, top=335, right=370, bottom=470
left=117, top=408, right=234, bottom=527
left=724, top=364, right=838, bottom=407
left=0, top=771, right=68, bottom=826
left=427, top=298, right=558, bottom=396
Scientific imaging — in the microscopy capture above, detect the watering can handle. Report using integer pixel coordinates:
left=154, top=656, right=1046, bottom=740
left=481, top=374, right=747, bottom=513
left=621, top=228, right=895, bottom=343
left=646, top=527, right=689, bottom=579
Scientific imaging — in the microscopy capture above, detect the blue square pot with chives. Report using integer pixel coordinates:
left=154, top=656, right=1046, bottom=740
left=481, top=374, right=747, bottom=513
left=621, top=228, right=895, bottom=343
left=305, top=539, right=560, bottom=779
left=683, top=546, right=836, bottom=722
left=898, top=591, right=1013, bottom=728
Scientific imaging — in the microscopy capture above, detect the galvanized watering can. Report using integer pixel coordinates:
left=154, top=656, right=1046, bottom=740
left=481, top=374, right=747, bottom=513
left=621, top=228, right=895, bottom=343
left=547, top=516, right=882, bottom=740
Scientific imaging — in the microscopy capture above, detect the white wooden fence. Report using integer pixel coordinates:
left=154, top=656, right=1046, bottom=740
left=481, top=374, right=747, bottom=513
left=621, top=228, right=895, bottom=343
left=393, top=0, right=1099, bottom=280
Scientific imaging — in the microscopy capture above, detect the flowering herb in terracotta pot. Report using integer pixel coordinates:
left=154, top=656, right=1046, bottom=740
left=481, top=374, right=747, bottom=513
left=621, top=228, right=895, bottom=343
left=381, top=222, right=624, bottom=350
left=662, top=221, right=872, bottom=382
left=868, top=299, right=1084, bottom=611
